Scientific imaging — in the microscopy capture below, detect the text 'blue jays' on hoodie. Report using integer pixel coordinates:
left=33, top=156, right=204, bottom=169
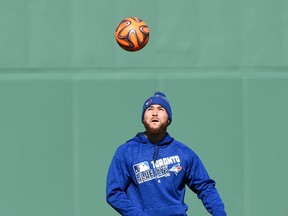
left=106, top=132, right=227, bottom=216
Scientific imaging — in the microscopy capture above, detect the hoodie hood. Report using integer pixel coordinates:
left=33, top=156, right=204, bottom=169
left=129, top=132, right=174, bottom=146
left=128, top=132, right=174, bottom=163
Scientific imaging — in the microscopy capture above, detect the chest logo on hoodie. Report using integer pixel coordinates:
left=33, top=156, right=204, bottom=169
left=169, top=163, right=182, bottom=176
left=133, top=155, right=182, bottom=184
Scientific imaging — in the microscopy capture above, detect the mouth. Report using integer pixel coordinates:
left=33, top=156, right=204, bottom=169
left=151, top=119, right=159, bottom=123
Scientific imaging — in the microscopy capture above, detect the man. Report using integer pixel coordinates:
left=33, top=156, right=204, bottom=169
left=106, top=92, right=227, bottom=216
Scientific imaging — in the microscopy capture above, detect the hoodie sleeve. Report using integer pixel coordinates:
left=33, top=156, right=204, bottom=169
left=185, top=151, right=227, bottom=216
left=106, top=146, right=147, bottom=216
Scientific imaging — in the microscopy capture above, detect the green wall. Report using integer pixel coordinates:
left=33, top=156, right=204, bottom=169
left=1, top=0, right=288, bottom=215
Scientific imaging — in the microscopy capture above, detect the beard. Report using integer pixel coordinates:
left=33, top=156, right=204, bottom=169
left=143, top=120, right=168, bottom=135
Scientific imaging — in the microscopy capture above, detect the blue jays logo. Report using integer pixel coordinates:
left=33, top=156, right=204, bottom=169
left=169, top=163, right=182, bottom=176
left=145, top=99, right=152, bottom=107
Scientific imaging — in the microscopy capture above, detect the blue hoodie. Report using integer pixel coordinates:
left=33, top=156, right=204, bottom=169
left=106, top=132, right=226, bottom=216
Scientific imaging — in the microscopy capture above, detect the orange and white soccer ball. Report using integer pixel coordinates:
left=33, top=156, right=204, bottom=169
left=115, top=17, right=150, bottom=52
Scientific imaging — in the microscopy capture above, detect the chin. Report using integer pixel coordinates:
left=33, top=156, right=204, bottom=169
left=147, top=127, right=162, bottom=135
left=144, top=122, right=168, bottom=135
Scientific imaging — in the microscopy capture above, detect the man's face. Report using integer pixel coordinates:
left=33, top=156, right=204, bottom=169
left=143, top=104, right=169, bottom=134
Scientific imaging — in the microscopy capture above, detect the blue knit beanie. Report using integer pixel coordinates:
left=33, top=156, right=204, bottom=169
left=142, top=91, right=172, bottom=125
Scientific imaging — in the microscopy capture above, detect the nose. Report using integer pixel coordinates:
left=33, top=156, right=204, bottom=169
left=152, top=109, right=158, bottom=116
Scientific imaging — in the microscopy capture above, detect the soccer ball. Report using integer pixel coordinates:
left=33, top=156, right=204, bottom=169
left=115, top=17, right=150, bottom=52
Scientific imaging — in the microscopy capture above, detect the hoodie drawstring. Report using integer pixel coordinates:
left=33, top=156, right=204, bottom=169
left=153, top=145, right=160, bottom=163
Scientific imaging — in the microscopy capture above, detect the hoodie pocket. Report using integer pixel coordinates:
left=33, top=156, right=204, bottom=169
left=144, top=204, right=187, bottom=216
